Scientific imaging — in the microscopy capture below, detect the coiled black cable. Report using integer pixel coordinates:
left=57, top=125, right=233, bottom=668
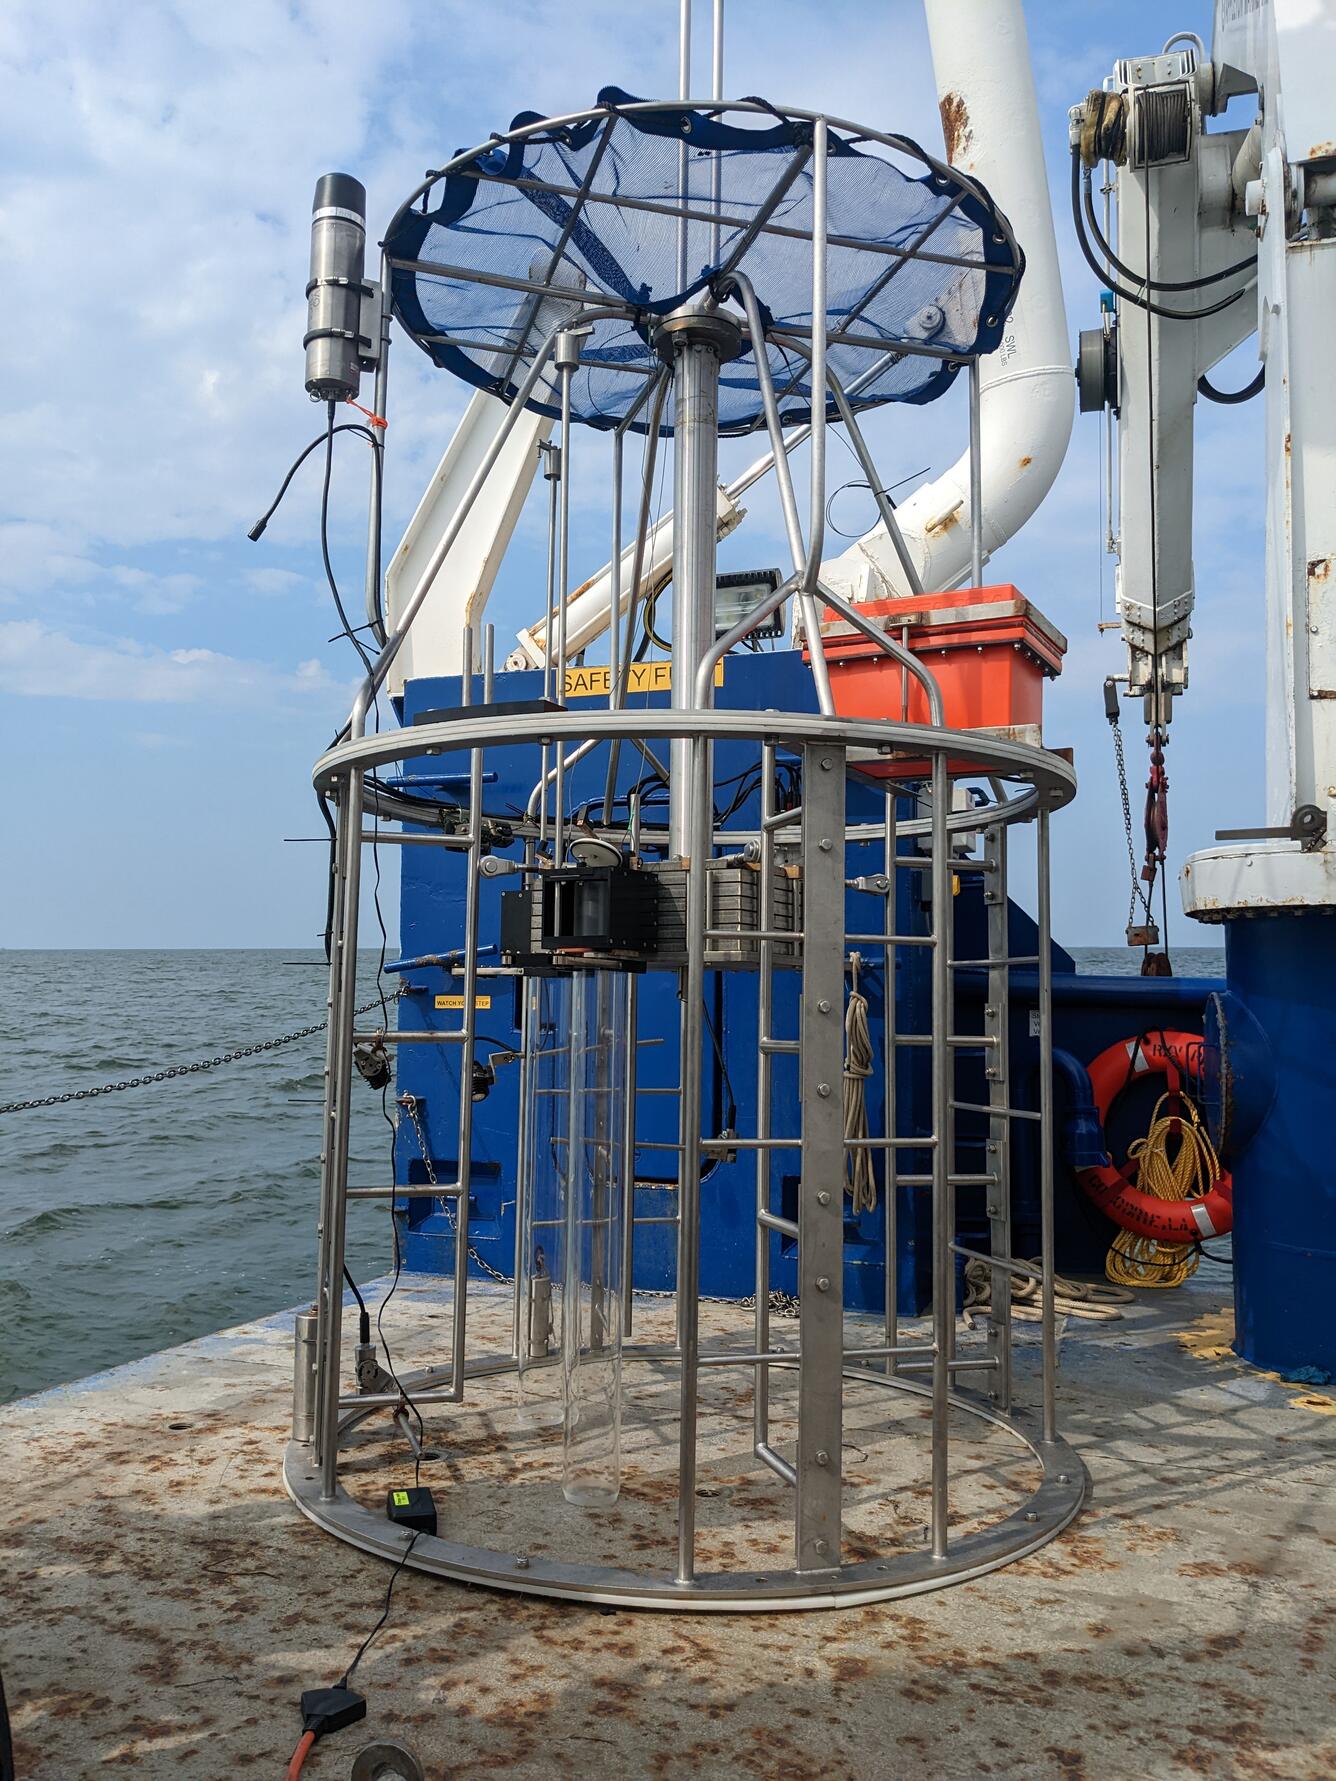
left=1071, top=151, right=1255, bottom=322
left=1080, top=161, right=1257, bottom=293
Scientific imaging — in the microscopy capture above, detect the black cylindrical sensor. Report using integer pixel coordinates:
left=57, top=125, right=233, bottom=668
left=304, top=172, right=367, bottom=402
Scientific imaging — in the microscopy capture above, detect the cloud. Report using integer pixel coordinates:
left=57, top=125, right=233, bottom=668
left=0, top=619, right=337, bottom=704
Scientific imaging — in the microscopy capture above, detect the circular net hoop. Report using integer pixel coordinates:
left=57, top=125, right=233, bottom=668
left=384, top=90, right=1025, bottom=434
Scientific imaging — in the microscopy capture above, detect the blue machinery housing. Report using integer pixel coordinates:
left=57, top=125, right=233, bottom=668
left=390, top=649, right=1232, bottom=1317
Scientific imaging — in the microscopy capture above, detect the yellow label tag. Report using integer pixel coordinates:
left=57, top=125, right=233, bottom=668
left=391, top=1490, right=411, bottom=1507
left=435, top=994, right=493, bottom=1011
left=563, top=661, right=724, bottom=698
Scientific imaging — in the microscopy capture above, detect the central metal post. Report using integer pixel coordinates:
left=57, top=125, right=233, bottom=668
left=654, top=306, right=742, bottom=861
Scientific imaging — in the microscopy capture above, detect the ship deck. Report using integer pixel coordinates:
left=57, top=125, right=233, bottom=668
left=2, top=1271, right=1333, bottom=1780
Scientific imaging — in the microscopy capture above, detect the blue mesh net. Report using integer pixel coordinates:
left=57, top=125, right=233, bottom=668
left=386, top=91, right=1024, bottom=434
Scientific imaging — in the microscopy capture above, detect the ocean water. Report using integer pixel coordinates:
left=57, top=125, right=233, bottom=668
left=0, top=951, right=395, bottom=1404
left=0, top=943, right=1223, bottom=1403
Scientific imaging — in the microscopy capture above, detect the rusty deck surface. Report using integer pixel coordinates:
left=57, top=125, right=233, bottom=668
left=2, top=1273, right=1333, bottom=1781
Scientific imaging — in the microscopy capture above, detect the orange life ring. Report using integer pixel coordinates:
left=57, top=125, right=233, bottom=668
left=1076, top=1029, right=1233, bottom=1241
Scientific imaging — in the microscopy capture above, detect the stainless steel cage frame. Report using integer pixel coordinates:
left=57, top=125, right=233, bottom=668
left=288, top=706, right=1081, bottom=1609
left=286, top=97, right=1084, bottom=1610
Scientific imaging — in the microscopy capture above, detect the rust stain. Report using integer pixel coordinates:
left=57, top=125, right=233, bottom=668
left=939, top=92, right=972, bottom=165
left=1307, top=556, right=1331, bottom=582
left=1018, top=454, right=1033, bottom=469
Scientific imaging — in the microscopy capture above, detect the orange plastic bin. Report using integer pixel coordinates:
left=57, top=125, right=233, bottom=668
left=805, top=584, right=1066, bottom=777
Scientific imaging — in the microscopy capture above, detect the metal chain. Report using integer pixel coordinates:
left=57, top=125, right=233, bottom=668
left=0, top=989, right=401, bottom=1116
left=1111, top=717, right=1151, bottom=930
left=398, top=1090, right=512, bottom=1286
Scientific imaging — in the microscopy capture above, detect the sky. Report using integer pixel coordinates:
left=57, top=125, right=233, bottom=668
left=0, top=0, right=1264, bottom=951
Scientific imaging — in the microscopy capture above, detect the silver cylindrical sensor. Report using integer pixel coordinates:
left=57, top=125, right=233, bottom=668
left=292, top=1306, right=320, bottom=1443
left=305, top=171, right=367, bottom=402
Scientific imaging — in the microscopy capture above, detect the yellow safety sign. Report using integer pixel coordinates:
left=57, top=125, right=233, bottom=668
left=563, top=660, right=724, bottom=698
left=435, top=994, right=493, bottom=1011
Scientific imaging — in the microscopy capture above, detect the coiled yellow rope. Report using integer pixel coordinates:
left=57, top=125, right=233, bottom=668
left=1105, top=1088, right=1222, bottom=1289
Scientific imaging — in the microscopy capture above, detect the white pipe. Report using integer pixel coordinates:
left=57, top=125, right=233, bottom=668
left=822, top=0, right=1072, bottom=601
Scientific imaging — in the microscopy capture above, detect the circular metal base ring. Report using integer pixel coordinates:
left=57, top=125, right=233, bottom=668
left=283, top=1366, right=1087, bottom=1612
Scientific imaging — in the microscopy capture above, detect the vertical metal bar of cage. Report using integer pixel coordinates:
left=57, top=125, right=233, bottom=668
left=552, top=347, right=575, bottom=863
left=512, top=905, right=537, bottom=1362
left=677, top=0, right=692, bottom=291
left=539, top=446, right=560, bottom=850
left=620, top=972, right=638, bottom=1338
left=483, top=623, right=495, bottom=704
left=609, top=429, right=622, bottom=716
left=448, top=647, right=483, bottom=1401
left=984, top=821, right=1013, bottom=1410
left=929, top=750, right=952, bottom=1558
left=968, top=357, right=984, bottom=588
left=881, top=783, right=899, bottom=1374
left=795, top=741, right=846, bottom=1571
left=674, top=732, right=711, bottom=1584
left=363, top=256, right=391, bottom=646
left=797, top=117, right=835, bottom=721
left=1038, top=808, right=1057, bottom=1443
left=710, top=0, right=724, bottom=263
left=753, top=742, right=777, bottom=1451
left=315, top=764, right=363, bottom=1499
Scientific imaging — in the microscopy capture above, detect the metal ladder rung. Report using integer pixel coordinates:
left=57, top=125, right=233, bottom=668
left=757, top=1207, right=800, bottom=1240
left=950, top=1244, right=1045, bottom=1284
left=951, top=1099, right=1041, bottom=1122
left=350, top=1183, right=462, bottom=1200
left=760, top=1037, right=800, bottom=1055
left=949, top=955, right=1040, bottom=969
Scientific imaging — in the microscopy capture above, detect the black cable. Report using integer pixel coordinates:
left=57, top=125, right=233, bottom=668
left=1071, top=152, right=1253, bottom=322
left=1198, top=366, right=1265, bottom=405
left=319, top=401, right=377, bottom=675
left=336, top=1532, right=422, bottom=1690
left=1080, top=162, right=1256, bottom=293
left=247, top=421, right=376, bottom=541
left=368, top=803, right=428, bottom=1484
left=701, top=996, right=737, bottom=1131
left=343, top=1265, right=371, bottom=1345
left=823, top=466, right=931, bottom=541
left=1195, top=1241, right=1234, bottom=1266
left=317, top=788, right=339, bottom=963
left=0, top=1666, right=12, bottom=1781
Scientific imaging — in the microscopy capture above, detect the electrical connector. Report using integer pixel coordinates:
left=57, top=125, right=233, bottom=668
left=300, top=1685, right=367, bottom=1739
left=286, top=1686, right=366, bottom=1779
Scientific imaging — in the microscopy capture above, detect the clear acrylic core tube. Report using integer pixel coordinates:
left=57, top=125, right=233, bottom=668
left=516, top=975, right=569, bottom=1427
left=561, top=970, right=627, bottom=1505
